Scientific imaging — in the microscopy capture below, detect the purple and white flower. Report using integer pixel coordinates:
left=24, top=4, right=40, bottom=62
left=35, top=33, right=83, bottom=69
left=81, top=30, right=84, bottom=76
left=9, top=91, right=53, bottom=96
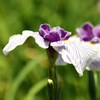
left=3, top=24, right=98, bottom=76
left=76, top=22, right=100, bottom=43
left=3, top=24, right=71, bottom=55
left=76, top=22, right=100, bottom=71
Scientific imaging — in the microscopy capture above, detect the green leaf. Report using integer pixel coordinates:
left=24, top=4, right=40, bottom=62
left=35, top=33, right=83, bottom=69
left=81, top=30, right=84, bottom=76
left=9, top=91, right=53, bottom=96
left=5, top=53, right=45, bottom=100
left=24, top=78, right=47, bottom=100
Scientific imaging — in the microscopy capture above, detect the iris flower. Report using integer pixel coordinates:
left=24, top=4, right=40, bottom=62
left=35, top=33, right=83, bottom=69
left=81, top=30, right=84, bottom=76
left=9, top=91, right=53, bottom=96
left=76, top=22, right=100, bottom=42
left=76, top=22, right=100, bottom=71
left=3, top=24, right=98, bottom=76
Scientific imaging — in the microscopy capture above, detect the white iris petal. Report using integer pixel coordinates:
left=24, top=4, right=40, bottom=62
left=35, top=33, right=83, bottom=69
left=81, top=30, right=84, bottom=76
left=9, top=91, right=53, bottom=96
left=86, top=44, right=100, bottom=70
left=51, top=41, right=98, bottom=76
left=3, top=30, right=49, bottom=56
left=87, top=56, right=100, bottom=70
left=60, top=50, right=72, bottom=64
left=68, top=35, right=81, bottom=43
left=31, top=32, right=49, bottom=49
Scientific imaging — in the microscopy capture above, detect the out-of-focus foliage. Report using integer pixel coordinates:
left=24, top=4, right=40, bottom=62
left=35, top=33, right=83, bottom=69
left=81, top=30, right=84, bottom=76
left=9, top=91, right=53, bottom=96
left=0, top=0, right=100, bottom=100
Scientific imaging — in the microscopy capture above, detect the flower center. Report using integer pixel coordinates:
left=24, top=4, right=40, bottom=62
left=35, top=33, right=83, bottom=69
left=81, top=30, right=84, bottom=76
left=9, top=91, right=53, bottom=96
left=39, top=24, right=71, bottom=42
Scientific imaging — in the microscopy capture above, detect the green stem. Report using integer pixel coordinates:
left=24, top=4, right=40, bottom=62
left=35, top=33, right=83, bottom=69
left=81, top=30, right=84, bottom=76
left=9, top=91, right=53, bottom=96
left=88, top=71, right=96, bottom=100
left=48, top=65, right=58, bottom=100
left=46, top=46, right=60, bottom=100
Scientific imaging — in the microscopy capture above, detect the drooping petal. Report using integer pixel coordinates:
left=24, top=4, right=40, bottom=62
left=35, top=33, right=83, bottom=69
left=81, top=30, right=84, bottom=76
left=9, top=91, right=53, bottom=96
left=51, top=41, right=98, bottom=76
left=31, top=32, right=49, bottom=48
left=60, top=49, right=73, bottom=64
left=3, top=30, right=49, bottom=55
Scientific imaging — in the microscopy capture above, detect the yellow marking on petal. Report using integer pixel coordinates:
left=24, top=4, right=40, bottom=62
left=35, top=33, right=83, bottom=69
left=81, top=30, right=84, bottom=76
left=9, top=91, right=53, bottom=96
left=64, top=40, right=71, bottom=42
left=89, top=42, right=95, bottom=45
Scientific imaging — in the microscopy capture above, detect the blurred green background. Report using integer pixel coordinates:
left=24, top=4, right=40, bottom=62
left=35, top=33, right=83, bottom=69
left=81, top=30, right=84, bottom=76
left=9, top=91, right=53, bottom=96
left=0, top=0, right=100, bottom=100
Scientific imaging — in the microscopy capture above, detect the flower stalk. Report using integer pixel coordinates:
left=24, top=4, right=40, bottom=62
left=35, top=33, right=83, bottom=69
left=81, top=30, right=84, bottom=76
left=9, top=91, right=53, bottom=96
left=46, top=46, right=60, bottom=100
left=88, top=71, right=97, bottom=100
